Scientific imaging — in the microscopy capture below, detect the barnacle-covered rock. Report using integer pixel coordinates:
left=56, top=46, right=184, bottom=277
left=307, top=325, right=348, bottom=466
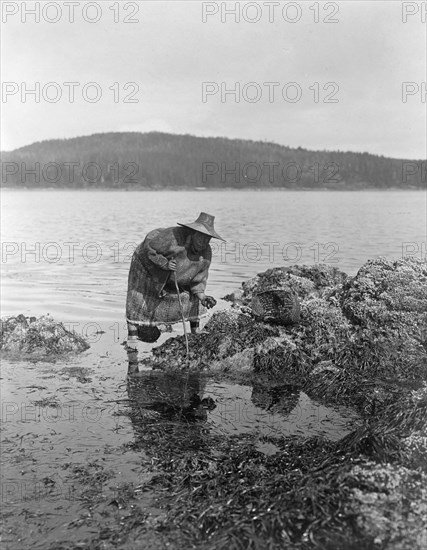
left=209, top=348, right=254, bottom=373
left=404, top=430, right=427, bottom=472
left=311, top=360, right=341, bottom=376
left=338, top=257, right=427, bottom=381
left=347, top=462, right=427, bottom=549
left=150, top=309, right=279, bottom=371
left=401, top=384, right=427, bottom=471
left=242, top=268, right=315, bottom=303
left=240, top=264, right=348, bottom=304
left=0, top=314, right=89, bottom=358
left=253, top=295, right=353, bottom=379
left=341, top=256, right=427, bottom=328
left=140, top=258, right=427, bottom=386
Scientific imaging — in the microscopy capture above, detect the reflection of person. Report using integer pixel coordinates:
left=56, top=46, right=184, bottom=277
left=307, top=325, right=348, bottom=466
left=126, top=371, right=210, bottom=421
left=126, top=212, right=224, bottom=350
left=126, top=372, right=217, bottom=460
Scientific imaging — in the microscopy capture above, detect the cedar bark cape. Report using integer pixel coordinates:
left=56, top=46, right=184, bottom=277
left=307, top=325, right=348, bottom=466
left=126, top=226, right=211, bottom=326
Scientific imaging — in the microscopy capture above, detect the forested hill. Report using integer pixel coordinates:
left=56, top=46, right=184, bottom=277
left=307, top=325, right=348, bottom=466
left=1, top=132, right=425, bottom=189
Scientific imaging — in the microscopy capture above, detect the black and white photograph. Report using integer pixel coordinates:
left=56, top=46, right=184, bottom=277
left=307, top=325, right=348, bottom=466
left=1, top=1, right=426, bottom=548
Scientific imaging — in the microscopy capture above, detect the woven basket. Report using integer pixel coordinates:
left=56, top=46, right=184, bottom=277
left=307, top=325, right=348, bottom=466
left=251, top=288, right=300, bottom=325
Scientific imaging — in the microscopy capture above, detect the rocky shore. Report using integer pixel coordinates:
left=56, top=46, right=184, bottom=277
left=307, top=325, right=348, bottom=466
left=135, top=256, right=427, bottom=548
left=0, top=314, right=89, bottom=358
left=147, top=257, right=426, bottom=388
left=1, top=257, right=426, bottom=549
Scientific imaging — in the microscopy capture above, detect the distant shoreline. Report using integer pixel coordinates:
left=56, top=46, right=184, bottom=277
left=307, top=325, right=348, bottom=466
left=3, top=133, right=425, bottom=190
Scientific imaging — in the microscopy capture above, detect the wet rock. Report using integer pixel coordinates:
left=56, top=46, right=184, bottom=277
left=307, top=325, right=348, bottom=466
left=253, top=295, right=353, bottom=380
left=255, top=334, right=297, bottom=355
left=348, top=461, right=427, bottom=549
left=223, top=289, right=244, bottom=304
left=0, top=314, right=89, bottom=358
left=311, top=360, right=341, bottom=376
left=253, top=258, right=427, bottom=385
left=150, top=309, right=279, bottom=371
left=339, top=257, right=427, bottom=383
left=253, top=333, right=301, bottom=379
left=210, top=348, right=254, bottom=373
left=286, top=263, right=348, bottom=289
left=241, top=264, right=348, bottom=304
left=341, top=256, right=427, bottom=328
left=142, top=258, right=427, bottom=388
left=404, top=430, right=427, bottom=472
left=242, top=267, right=315, bottom=303
left=401, top=384, right=427, bottom=471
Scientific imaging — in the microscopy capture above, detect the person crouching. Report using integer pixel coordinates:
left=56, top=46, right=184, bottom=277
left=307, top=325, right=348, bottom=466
left=125, top=212, right=225, bottom=355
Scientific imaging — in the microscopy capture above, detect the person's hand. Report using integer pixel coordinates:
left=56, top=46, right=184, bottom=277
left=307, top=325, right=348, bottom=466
left=167, top=259, right=177, bottom=271
left=200, top=295, right=217, bottom=309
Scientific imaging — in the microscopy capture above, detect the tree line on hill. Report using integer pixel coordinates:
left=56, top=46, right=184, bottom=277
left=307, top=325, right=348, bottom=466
left=1, top=132, right=425, bottom=189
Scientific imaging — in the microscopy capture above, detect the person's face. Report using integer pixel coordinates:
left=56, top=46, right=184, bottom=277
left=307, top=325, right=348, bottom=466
left=192, top=231, right=211, bottom=251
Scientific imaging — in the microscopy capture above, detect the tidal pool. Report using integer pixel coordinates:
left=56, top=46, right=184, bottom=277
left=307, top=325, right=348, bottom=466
left=127, top=372, right=361, bottom=448
left=1, top=326, right=360, bottom=549
left=204, top=382, right=359, bottom=441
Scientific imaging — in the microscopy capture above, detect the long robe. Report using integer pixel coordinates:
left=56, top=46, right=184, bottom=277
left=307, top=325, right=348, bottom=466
left=126, top=226, right=211, bottom=326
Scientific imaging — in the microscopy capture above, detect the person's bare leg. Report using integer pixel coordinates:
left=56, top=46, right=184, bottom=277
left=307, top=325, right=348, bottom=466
left=190, top=321, right=199, bottom=334
left=127, top=322, right=139, bottom=374
left=127, top=322, right=138, bottom=348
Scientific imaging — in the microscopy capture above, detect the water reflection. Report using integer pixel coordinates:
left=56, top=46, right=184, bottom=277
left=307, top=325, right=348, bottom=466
left=125, top=367, right=359, bottom=445
left=126, top=370, right=213, bottom=423
left=127, top=348, right=139, bottom=374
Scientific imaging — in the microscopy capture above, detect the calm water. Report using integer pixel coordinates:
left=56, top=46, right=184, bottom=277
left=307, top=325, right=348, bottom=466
left=2, top=189, right=423, bottom=546
left=1, top=190, right=425, bottom=323
left=203, top=383, right=359, bottom=442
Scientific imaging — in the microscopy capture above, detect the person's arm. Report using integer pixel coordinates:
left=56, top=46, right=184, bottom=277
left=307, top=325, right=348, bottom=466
left=191, top=267, right=216, bottom=309
left=190, top=247, right=216, bottom=308
left=190, top=266, right=210, bottom=298
left=142, top=228, right=179, bottom=270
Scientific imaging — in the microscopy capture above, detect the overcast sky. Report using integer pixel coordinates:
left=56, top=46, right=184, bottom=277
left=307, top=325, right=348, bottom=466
left=1, top=0, right=426, bottom=158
